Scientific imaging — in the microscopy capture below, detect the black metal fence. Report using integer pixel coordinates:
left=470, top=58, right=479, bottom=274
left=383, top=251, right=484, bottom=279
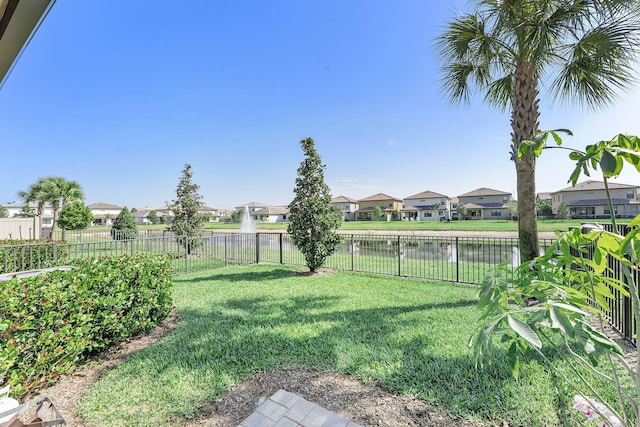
left=0, top=233, right=555, bottom=285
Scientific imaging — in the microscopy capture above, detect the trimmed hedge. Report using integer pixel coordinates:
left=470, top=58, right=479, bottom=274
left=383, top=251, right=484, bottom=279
left=0, top=254, right=173, bottom=396
left=0, top=240, right=68, bottom=274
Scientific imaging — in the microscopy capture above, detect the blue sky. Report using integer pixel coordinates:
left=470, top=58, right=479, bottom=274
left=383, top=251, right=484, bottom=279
left=1, top=0, right=639, bottom=210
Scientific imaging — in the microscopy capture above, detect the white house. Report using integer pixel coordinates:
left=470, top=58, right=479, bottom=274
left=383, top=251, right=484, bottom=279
left=330, top=196, right=359, bottom=221
left=401, top=190, right=451, bottom=221
left=251, top=206, right=289, bottom=223
left=88, top=202, right=123, bottom=226
left=550, top=180, right=640, bottom=219
left=235, top=202, right=268, bottom=215
left=2, top=201, right=54, bottom=228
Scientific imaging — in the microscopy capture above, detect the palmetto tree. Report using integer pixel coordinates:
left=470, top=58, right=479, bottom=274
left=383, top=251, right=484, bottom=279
left=19, top=177, right=84, bottom=239
left=437, top=0, right=640, bottom=262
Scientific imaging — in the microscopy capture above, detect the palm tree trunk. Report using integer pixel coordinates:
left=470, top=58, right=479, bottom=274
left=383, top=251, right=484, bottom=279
left=511, top=59, right=540, bottom=263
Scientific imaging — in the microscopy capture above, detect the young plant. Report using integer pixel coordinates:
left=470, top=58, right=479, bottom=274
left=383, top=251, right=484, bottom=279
left=473, top=134, right=640, bottom=426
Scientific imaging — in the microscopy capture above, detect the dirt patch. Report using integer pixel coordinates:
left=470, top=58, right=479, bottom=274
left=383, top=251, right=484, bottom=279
left=293, top=267, right=339, bottom=277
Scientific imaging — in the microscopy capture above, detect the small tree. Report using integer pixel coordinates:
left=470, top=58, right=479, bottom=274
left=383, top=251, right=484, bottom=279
left=148, top=210, right=158, bottom=225
left=58, top=202, right=94, bottom=231
left=456, top=203, right=467, bottom=220
left=111, top=207, right=138, bottom=240
left=287, top=137, right=341, bottom=272
left=373, top=206, right=382, bottom=220
left=0, top=206, right=8, bottom=218
left=556, top=202, right=570, bottom=220
left=167, top=164, right=204, bottom=254
left=15, top=205, right=35, bottom=218
left=537, top=199, right=553, bottom=216
left=507, top=201, right=518, bottom=220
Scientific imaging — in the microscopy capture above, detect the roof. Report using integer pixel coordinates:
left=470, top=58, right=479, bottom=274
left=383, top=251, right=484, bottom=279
left=236, top=202, right=268, bottom=210
left=566, top=198, right=640, bottom=207
left=0, top=0, right=55, bottom=88
left=358, top=193, right=401, bottom=202
left=331, top=196, right=358, bottom=203
left=552, top=180, right=639, bottom=194
left=403, top=190, right=449, bottom=200
left=458, top=187, right=511, bottom=197
left=251, top=206, right=289, bottom=216
left=463, top=202, right=508, bottom=209
left=88, top=202, right=122, bottom=210
left=537, top=192, right=552, bottom=200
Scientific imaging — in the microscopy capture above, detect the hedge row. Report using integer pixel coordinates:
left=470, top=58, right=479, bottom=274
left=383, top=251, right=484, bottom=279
left=0, top=240, right=68, bottom=274
left=0, top=254, right=173, bottom=396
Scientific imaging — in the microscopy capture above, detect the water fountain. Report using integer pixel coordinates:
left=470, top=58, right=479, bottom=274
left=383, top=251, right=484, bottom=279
left=240, top=206, right=256, bottom=233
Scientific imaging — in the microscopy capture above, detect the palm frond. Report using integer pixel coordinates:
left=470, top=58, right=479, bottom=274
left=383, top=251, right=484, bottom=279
left=485, top=74, right=514, bottom=109
left=550, top=19, right=640, bottom=109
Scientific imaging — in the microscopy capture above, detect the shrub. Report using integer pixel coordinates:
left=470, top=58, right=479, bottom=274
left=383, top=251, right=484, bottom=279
left=111, top=207, right=138, bottom=240
left=0, top=254, right=172, bottom=396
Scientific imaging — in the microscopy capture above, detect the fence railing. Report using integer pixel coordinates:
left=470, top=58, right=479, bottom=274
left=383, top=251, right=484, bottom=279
left=1, top=232, right=555, bottom=284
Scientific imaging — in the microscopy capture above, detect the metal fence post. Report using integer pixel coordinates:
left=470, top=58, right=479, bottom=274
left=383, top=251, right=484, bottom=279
left=185, top=237, right=189, bottom=274
left=224, top=235, right=228, bottom=267
left=256, top=233, right=260, bottom=264
left=53, top=242, right=57, bottom=264
left=351, top=234, right=355, bottom=271
left=455, top=237, right=460, bottom=283
left=279, top=233, right=283, bottom=264
left=397, top=235, right=401, bottom=276
left=130, top=239, right=135, bottom=257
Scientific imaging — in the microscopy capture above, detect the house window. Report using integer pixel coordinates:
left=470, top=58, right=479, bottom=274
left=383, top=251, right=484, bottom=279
left=282, top=215, right=287, bottom=220
left=425, top=212, right=432, bottom=218
left=631, top=205, right=638, bottom=213
left=503, top=197, right=508, bottom=203
left=604, top=207, right=618, bottom=215
left=627, top=190, right=635, bottom=199
left=491, top=210, right=502, bottom=217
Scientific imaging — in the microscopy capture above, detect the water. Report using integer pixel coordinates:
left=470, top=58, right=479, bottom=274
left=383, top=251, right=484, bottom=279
left=240, top=206, right=256, bottom=233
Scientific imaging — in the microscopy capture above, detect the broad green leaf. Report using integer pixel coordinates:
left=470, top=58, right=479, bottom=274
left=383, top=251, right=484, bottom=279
left=583, top=324, right=624, bottom=356
left=600, top=150, right=618, bottom=177
left=507, top=314, right=541, bottom=349
left=569, top=151, right=583, bottom=161
left=549, top=305, right=574, bottom=336
left=629, top=214, right=640, bottom=228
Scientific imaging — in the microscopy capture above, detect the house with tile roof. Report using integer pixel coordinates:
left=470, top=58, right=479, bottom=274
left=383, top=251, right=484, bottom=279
left=550, top=180, right=640, bottom=219
left=234, top=202, right=268, bottom=215
left=457, top=188, right=513, bottom=220
left=330, top=196, right=359, bottom=221
left=355, top=193, right=403, bottom=221
left=401, top=190, right=451, bottom=221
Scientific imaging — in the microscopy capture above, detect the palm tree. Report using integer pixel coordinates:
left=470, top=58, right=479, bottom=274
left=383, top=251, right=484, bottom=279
left=19, top=177, right=84, bottom=239
left=18, top=180, right=48, bottom=237
left=437, top=0, right=640, bottom=262
left=41, top=176, right=84, bottom=240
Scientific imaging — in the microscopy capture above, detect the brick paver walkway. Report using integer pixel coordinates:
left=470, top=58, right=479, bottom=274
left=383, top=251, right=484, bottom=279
left=238, top=389, right=363, bottom=427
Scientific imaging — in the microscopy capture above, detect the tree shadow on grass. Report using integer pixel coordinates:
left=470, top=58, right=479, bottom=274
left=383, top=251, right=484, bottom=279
left=79, top=267, right=575, bottom=426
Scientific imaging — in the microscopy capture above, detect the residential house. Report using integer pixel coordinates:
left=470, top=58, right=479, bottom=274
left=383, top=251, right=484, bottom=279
left=401, top=190, right=451, bottom=221
left=355, top=193, right=403, bottom=221
left=132, top=206, right=174, bottom=224
left=88, top=202, right=122, bottom=226
left=457, top=188, right=513, bottom=220
left=450, top=197, right=460, bottom=219
left=235, top=202, right=268, bottom=215
left=550, top=180, right=640, bottom=219
left=330, top=196, right=359, bottom=221
left=251, top=206, right=289, bottom=223
left=2, top=201, right=54, bottom=227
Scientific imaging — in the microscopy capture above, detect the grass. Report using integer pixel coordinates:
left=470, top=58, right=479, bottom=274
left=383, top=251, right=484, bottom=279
left=76, top=264, right=627, bottom=426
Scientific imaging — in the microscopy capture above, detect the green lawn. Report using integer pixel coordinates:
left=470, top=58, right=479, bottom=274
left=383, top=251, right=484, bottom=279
left=200, top=219, right=590, bottom=233
left=76, top=264, right=625, bottom=426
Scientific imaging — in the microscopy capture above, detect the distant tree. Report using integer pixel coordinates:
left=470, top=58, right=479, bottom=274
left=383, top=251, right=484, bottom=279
left=148, top=210, right=159, bottom=225
left=556, top=202, right=570, bottom=220
left=430, top=202, right=441, bottom=220
left=58, top=202, right=94, bottom=231
left=15, top=205, right=36, bottom=218
left=161, top=214, right=168, bottom=224
left=373, top=206, right=382, bottom=220
left=111, top=207, right=138, bottom=240
left=0, top=206, right=8, bottom=218
left=391, top=209, right=401, bottom=221
left=456, top=203, right=467, bottom=220
left=19, top=176, right=84, bottom=240
left=537, top=199, right=553, bottom=216
left=231, top=209, right=243, bottom=222
left=287, top=137, right=341, bottom=272
left=167, top=164, right=204, bottom=254
left=507, top=201, right=518, bottom=220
